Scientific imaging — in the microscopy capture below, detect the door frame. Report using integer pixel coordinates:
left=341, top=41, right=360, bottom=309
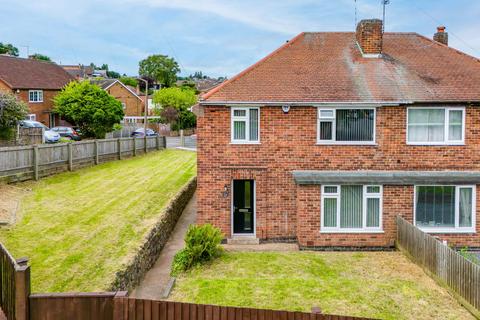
left=231, top=179, right=256, bottom=237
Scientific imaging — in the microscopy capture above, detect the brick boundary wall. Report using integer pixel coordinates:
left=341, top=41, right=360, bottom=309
left=109, top=177, right=197, bottom=292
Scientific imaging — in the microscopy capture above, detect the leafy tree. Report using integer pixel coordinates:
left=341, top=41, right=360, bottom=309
left=139, top=55, right=180, bottom=88
left=0, top=43, right=19, bottom=56
left=106, top=70, right=121, bottom=78
left=153, top=87, right=196, bottom=130
left=29, top=53, right=52, bottom=62
left=54, top=81, right=124, bottom=138
left=0, top=92, right=28, bottom=139
left=119, top=77, right=138, bottom=87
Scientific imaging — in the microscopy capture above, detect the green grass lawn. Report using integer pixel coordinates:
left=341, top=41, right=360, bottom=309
left=169, top=251, right=474, bottom=320
left=0, top=149, right=196, bottom=293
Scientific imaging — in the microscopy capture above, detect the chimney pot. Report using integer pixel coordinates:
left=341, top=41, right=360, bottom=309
left=433, top=26, right=448, bottom=46
left=356, top=19, right=383, bottom=57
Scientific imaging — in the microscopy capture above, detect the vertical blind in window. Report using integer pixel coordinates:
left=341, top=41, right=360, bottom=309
left=408, top=108, right=464, bottom=144
left=415, top=185, right=474, bottom=230
left=336, top=109, right=374, bottom=141
left=232, top=108, right=259, bottom=142
left=322, top=185, right=381, bottom=231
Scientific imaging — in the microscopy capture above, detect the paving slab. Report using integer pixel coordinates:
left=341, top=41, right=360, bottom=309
left=130, top=193, right=196, bottom=299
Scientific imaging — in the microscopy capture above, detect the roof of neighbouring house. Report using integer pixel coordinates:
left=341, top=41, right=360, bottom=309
left=0, top=55, right=74, bottom=90
left=201, top=32, right=480, bottom=104
left=61, top=65, right=94, bottom=78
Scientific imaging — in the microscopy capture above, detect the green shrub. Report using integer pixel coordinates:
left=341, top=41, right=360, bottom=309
left=459, top=246, right=480, bottom=265
left=171, top=224, right=223, bottom=275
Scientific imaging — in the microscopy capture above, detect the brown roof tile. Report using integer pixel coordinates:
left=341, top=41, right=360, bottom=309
left=202, top=32, right=480, bottom=104
left=0, top=55, right=74, bottom=90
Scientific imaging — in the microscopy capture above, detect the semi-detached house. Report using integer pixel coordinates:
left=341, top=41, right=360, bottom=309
left=196, top=19, right=480, bottom=249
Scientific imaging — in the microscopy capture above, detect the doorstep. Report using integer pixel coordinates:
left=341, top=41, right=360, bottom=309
left=227, top=236, right=260, bottom=245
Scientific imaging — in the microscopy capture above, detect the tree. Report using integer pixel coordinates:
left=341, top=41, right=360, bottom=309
left=119, top=77, right=138, bottom=88
left=106, top=70, right=121, bottom=78
left=53, top=81, right=124, bottom=138
left=152, top=87, right=196, bottom=130
left=0, top=92, right=28, bottom=139
left=0, top=43, right=19, bottom=56
left=139, top=55, right=180, bottom=88
left=29, top=53, right=52, bottom=62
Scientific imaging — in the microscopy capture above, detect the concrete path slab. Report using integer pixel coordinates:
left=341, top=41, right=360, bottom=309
left=223, top=243, right=299, bottom=252
left=130, top=193, right=196, bottom=299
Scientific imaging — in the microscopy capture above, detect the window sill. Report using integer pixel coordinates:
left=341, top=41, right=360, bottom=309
left=418, top=227, right=476, bottom=234
left=28, top=101, right=43, bottom=104
left=320, top=229, right=384, bottom=234
left=406, top=142, right=465, bottom=146
left=316, top=142, right=377, bottom=146
left=230, top=142, right=261, bottom=145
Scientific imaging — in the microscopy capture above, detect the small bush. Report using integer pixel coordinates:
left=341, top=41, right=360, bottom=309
left=171, top=224, right=223, bottom=275
left=459, top=246, right=480, bottom=265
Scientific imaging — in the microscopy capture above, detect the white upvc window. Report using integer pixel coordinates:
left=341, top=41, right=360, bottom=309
left=414, top=185, right=476, bottom=233
left=25, top=114, right=36, bottom=121
left=321, top=185, right=383, bottom=233
left=231, top=107, right=260, bottom=144
left=317, top=108, right=376, bottom=144
left=407, top=107, right=465, bottom=145
left=28, top=90, right=43, bottom=103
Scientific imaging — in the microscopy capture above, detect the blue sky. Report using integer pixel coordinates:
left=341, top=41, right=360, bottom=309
left=0, top=0, right=479, bottom=77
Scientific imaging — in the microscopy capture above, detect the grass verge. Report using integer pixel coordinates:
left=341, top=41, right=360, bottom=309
left=0, top=149, right=196, bottom=292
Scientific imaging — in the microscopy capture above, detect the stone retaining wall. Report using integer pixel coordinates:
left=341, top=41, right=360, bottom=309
left=109, top=177, right=197, bottom=291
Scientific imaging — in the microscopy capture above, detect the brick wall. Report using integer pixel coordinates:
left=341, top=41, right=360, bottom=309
left=197, top=105, right=480, bottom=247
left=17, top=89, right=61, bottom=126
left=106, top=82, right=143, bottom=117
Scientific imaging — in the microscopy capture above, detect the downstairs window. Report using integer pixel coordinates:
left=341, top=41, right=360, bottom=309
left=321, top=185, right=382, bottom=232
left=415, top=185, right=475, bottom=233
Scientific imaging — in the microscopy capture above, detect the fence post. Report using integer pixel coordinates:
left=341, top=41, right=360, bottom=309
left=133, top=137, right=137, bottom=157
left=14, top=258, right=30, bottom=320
left=113, top=291, right=128, bottom=320
left=144, top=136, right=148, bottom=153
left=180, top=129, right=185, bottom=147
left=33, top=145, right=39, bottom=181
left=94, top=140, right=99, bottom=165
left=156, top=135, right=160, bottom=150
left=67, top=143, right=73, bottom=171
left=118, top=138, right=122, bottom=160
left=163, top=136, right=167, bottom=149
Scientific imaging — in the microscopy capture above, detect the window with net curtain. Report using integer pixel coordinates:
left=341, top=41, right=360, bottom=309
left=318, top=109, right=375, bottom=142
left=415, top=186, right=474, bottom=230
left=232, top=108, right=259, bottom=142
left=322, top=185, right=382, bottom=231
left=407, top=108, right=464, bottom=144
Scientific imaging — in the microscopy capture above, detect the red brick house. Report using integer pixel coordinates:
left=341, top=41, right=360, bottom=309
left=91, top=79, right=145, bottom=118
left=196, top=19, right=480, bottom=249
left=0, top=55, right=74, bottom=127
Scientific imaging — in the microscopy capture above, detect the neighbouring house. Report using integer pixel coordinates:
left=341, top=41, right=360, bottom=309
left=0, top=55, right=74, bottom=127
left=61, top=64, right=94, bottom=80
left=91, top=79, right=145, bottom=121
left=196, top=20, right=480, bottom=249
left=177, top=77, right=225, bottom=94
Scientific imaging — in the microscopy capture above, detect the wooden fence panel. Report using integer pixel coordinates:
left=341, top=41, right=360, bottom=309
left=0, top=244, right=16, bottom=319
left=29, top=293, right=116, bottom=320
left=0, top=136, right=166, bottom=182
left=0, top=147, right=33, bottom=172
left=396, top=216, right=480, bottom=311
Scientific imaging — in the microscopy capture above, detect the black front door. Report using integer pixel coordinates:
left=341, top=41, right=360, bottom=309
left=233, top=180, right=254, bottom=234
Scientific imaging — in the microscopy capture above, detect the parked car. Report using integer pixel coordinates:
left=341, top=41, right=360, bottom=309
left=19, top=120, right=60, bottom=143
left=50, top=126, right=81, bottom=141
left=131, top=128, right=158, bottom=138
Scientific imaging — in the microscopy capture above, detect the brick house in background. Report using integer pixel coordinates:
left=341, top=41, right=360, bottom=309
left=0, top=55, right=74, bottom=127
left=196, top=19, right=480, bottom=249
left=91, top=79, right=145, bottom=119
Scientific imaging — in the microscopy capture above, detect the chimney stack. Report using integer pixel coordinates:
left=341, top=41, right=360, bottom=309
left=356, top=19, right=383, bottom=57
left=433, top=26, right=448, bottom=46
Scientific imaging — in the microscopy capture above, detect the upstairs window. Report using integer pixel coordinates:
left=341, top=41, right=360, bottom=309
left=231, top=107, right=259, bottom=143
left=28, top=90, right=43, bottom=103
left=407, top=107, right=464, bottom=145
left=318, top=108, right=375, bottom=144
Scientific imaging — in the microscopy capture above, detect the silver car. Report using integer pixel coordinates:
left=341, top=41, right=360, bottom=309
left=19, top=120, right=61, bottom=143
